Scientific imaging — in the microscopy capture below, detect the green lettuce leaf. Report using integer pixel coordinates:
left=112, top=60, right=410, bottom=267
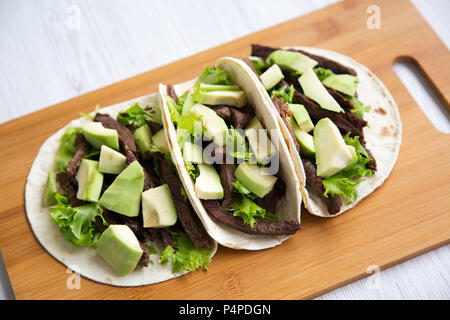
left=55, top=127, right=82, bottom=173
left=159, top=230, right=212, bottom=273
left=117, top=103, right=156, bottom=128
left=232, top=180, right=257, bottom=200
left=270, top=84, right=295, bottom=104
left=227, top=196, right=277, bottom=227
left=49, top=193, right=106, bottom=247
left=346, top=95, right=372, bottom=118
left=322, top=133, right=373, bottom=202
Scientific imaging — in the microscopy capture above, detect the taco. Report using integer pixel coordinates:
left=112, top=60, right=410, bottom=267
left=159, top=57, right=302, bottom=250
left=25, top=93, right=217, bottom=286
left=243, top=44, right=401, bottom=217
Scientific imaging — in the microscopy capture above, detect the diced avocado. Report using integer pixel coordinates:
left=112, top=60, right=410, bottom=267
left=322, top=74, right=359, bottom=97
left=314, top=118, right=357, bottom=178
left=234, top=163, right=277, bottom=198
left=194, top=163, right=224, bottom=200
left=142, top=184, right=177, bottom=228
left=177, top=128, right=191, bottom=151
left=98, top=145, right=127, bottom=174
left=289, top=104, right=314, bottom=133
left=260, top=64, right=284, bottom=90
left=182, top=93, right=196, bottom=116
left=199, top=91, right=247, bottom=108
left=95, top=224, right=143, bottom=276
left=76, top=159, right=104, bottom=202
left=134, top=124, right=153, bottom=160
left=266, top=50, right=318, bottom=74
left=299, top=68, right=344, bottom=113
left=82, top=122, right=119, bottom=150
left=244, top=116, right=276, bottom=164
left=44, top=170, right=58, bottom=206
left=190, top=104, right=228, bottom=146
left=152, top=129, right=170, bottom=154
left=199, top=83, right=240, bottom=92
left=183, top=141, right=203, bottom=164
left=286, top=117, right=315, bottom=158
left=99, top=161, right=144, bottom=217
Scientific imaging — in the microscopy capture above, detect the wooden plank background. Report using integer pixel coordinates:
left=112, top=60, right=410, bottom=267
left=0, top=0, right=449, bottom=299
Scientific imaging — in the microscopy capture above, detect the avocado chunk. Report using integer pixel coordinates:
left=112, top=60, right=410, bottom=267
left=199, top=91, right=247, bottom=108
left=99, top=161, right=144, bottom=217
left=95, top=224, right=143, bottom=276
left=314, top=118, right=357, bottom=178
left=134, top=124, right=153, bottom=160
left=98, top=145, right=127, bottom=174
left=322, top=73, right=359, bottom=97
left=76, top=159, right=104, bottom=202
left=44, top=170, right=58, bottom=206
left=142, top=184, right=178, bottom=228
left=299, top=68, right=344, bottom=113
left=190, top=104, right=228, bottom=146
left=82, top=122, right=119, bottom=150
left=182, top=93, right=196, bottom=116
left=260, top=64, right=284, bottom=90
left=195, top=163, right=224, bottom=200
left=234, top=163, right=277, bottom=198
left=266, top=50, right=318, bottom=74
left=183, top=141, right=203, bottom=164
left=199, top=83, right=240, bottom=92
left=152, top=129, right=170, bottom=154
left=244, top=116, right=276, bottom=164
left=289, top=104, right=314, bottom=133
left=286, top=116, right=315, bottom=158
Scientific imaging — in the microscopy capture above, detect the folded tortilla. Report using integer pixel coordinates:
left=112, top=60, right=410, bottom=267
left=25, top=93, right=217, bottom=286
left=159, top=57, right=302, bottom=250
left=247, top=46, right=402, bottom=218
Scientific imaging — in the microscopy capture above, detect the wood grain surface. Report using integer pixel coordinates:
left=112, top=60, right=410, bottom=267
left=0, top=0, right=449, bottom=299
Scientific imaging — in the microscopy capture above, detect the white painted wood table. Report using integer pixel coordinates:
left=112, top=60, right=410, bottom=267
left=0, top=0, right=449, bottom=300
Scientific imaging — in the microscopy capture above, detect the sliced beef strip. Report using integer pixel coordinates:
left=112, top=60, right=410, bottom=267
left=56, top=173, right=87, bottom=207
left=159, top=158, right=213, bottom=249
left=250, top=44, right=357, bottom=76
left=66, top=132, right=90, bottom=180
left=272, top=96, right=300, bottom=152
left=292, top=90, right=363, bottom=138
left=230, top=105, right=254, bottom=129
left=166, top=84, right=178, bottom=104
left=301, top=158, right=342, bottom=215
left=202, top=200, right=301, bottom=235
left=138, top=242, right=150, bottom=267
left=325, top=86, right=355, bottom=110
left=254, top=178, right=285, bottom=215
left=94, top=113, right=138, bottom=156
left=218, top=164, right=235, bottom=209
left=211, top=105, right=232, bottom=122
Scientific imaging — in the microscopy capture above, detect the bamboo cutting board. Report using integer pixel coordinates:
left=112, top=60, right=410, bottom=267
left=0, top=0, right=449, bottom=299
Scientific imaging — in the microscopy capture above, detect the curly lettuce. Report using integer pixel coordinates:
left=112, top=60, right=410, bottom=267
left=159, top=230, right=212, bottom=273
left=227, top=196, right=277, bottom=227
left=49, top=193, right=106, bottom=247
left=117, top=103, right=159, bottom=128
left=54, top=127, right=82, bottom=174
left=270, top=84, right=295, bottom=104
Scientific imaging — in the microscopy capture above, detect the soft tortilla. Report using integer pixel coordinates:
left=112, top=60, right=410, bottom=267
left=250, top=47, right=402, bottom=218
left=25, top=93, right=217, bottom=286
left=159, top=57, right=302, bottom=250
